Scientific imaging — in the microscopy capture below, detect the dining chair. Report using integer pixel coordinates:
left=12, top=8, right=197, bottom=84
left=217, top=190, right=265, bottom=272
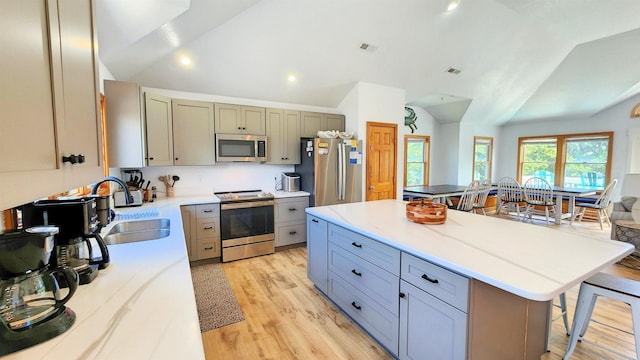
left=456, top=181, right=479, bottom=212
left=523, top=177, right=555, bottom=225
left=472, top=179, right=492, bottom=215
left=570, top=179, right=618, bottom=229
left=495, top=177, right=524, bottom=220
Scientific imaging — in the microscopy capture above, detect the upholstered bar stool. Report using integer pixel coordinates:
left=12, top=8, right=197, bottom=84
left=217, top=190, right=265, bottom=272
left=563, top=272, right=640, bottom=359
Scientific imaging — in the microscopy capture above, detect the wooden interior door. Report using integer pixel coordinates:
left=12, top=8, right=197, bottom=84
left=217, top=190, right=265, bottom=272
left=366, top=122, right=397, bottom=201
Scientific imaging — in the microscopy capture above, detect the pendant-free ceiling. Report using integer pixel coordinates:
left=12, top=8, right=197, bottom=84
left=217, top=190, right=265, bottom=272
left=445, top=0, right=460, bottom=12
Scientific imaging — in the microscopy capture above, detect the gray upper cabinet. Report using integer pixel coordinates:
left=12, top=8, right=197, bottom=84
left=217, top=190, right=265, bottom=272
left=145, top=93, right=174, bottom=166
left=266, top=108, right=300, bottom=164
left=214, top=103, right=266, bottom=135
left=300, top=111, right=345, bottom=138
left=104, top=80, right=146, bottom=168
left=172, top=99, right=215, bottom=166
left=0, top=0, right=101, bottom=210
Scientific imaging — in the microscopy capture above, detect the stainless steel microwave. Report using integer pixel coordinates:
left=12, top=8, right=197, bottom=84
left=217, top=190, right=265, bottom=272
left=215, top=134, right=267, bottom=162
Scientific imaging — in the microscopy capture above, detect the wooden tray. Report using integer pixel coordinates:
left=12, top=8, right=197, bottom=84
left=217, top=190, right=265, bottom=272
left=406, top=200, right=447, bottom=224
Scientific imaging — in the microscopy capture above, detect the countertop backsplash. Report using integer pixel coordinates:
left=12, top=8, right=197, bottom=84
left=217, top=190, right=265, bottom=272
left=110, top=163, right=294, bottom=197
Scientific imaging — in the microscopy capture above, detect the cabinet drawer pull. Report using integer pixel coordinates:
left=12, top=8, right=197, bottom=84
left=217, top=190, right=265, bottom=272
left=203, top=210, right=213, bottom=213
left=204, top=226, right=213, bottom=230
left=351, top=301, right=362, bottom=311
left=289, top=208, right=297, bottom=211
left=421, top=274, right=439, bottom=284
left=289, top=231, right=297, bottom=235
left=311, top=219, right=319, bottom=223
left=204, top=247, right=213, bottom=251
left=351, top=242, right=362, bottom=248
left=351, top=269, right=362, bottom=277
left=399, top=292, right=406, bottom=298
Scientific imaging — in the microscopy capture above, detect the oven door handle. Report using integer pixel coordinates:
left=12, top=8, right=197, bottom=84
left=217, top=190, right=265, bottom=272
left=221, top=200, right=275, bottom=210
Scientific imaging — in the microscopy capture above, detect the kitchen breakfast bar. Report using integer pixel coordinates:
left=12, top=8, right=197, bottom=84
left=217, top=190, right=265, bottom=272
left=306, top=199, right=633, bottom=359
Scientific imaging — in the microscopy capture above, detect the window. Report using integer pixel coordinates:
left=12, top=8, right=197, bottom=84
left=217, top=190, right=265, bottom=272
left=473, top=136, right=493, bottom=182
left=404, top=135, right=430, bottom=187
left=520, top=138, right=557, bottom=184
left=517, top=132, right=613, bottom=190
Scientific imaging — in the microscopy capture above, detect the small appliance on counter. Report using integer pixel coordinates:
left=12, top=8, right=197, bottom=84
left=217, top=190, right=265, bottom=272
left=20, top=198, right=110, bottom=286
left=281, top=172, right=300, bottom=192
left=0, top=226, right=78, bottom=356
left=114, top=189, right=143, bottom=207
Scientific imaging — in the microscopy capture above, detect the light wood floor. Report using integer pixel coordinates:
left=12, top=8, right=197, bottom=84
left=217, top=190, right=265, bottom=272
left=202, top=215, right=640, bottom=360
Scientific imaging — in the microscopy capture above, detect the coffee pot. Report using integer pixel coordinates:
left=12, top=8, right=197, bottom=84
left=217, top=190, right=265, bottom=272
left=0, top=227, right=78, bottom=356
left=20, top=198, right=110, bottom=285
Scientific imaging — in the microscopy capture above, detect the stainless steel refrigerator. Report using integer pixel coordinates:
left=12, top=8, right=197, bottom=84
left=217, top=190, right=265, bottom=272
left=295, top=138, right=363, bottom=207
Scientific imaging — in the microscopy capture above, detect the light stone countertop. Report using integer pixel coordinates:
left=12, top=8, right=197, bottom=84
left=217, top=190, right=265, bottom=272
left=306, top=199, right=634, bottom=301
left=5, top=195, right=222, bottom=360
left=6, top=191, right=311, bottom=358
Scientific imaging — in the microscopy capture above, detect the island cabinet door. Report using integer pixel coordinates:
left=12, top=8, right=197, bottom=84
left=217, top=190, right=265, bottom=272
left=399, top=280, right=467, bottom=360
left=307, top=215, right=328, bottom=294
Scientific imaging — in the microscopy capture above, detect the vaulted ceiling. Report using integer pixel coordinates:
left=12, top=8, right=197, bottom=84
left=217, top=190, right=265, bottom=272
left=96, top=0, right=640, bottom=126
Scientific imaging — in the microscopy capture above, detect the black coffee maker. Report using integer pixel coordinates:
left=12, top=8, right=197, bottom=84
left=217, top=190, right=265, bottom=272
left=20, top=198, right=110, bottom=286
left=0, top=226, right=78, bottom=356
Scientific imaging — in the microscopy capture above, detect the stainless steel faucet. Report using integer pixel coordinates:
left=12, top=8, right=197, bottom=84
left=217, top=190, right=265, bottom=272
left=91, top=176, right=132, bottom=205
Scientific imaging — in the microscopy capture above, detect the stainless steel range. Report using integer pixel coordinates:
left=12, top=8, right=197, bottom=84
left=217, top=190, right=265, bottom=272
left=215, top=190, right=275, bottom=262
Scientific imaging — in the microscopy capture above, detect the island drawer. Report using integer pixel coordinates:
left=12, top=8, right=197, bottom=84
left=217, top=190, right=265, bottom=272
left=401, top=252, right=469, bottom=313
left=275, top=197, right=308, bottom=223
left=196, top=219, right=220, bottom=238
left=196, top=204, right=220, bottom=218
left=328, top=224, right=400, bottom=275
left=328, top=271, right=399, bottom=355
left=328, top=242, right=399, bottom=314
left=196, top=238, right=220, bottom=259
left=275, top=222, right=306, bottom=247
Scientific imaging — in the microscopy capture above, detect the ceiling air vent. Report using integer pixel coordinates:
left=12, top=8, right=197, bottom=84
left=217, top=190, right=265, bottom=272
left=447, top=67, right=462, bottom=74
left=359, top=42, right=377, bottom=53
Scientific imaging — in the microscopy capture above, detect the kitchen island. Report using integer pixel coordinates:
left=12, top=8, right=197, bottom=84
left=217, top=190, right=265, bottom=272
left=306, top=199, right=634, bottom=359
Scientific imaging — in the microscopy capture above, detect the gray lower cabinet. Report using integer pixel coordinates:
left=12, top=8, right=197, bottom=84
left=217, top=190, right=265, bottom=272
left=399, top=251, right=470, bottom=360
left=181, top=203, right=221, bottom=261
left=307, top=216, right=473, bottom=359
left=307, top=215, right=328, bottom=294
left=327, top=224, right=400, bottom=356
left=275, top=196, right=309, bottom=247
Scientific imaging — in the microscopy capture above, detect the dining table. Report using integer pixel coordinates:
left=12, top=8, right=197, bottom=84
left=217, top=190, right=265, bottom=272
left=403, top=184, right=471, bottom=206
left=549, top=186, right=597, bottom=225
left=404, top=184, right=596, bottom=225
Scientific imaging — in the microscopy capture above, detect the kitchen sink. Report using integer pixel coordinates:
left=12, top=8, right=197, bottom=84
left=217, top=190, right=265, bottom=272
left=103, top=218, right=170, bottom=245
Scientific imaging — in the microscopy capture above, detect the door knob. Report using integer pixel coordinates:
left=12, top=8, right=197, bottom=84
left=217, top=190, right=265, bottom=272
left=369, top=186, right=375, bottom=190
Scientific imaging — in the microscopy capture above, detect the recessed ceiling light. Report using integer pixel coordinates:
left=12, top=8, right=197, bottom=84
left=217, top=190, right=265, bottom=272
left=180, top=56, right=191, bottom=66
left=445, top=0, right=460, bottom=12
left=288, top=74, right=296, bottom=82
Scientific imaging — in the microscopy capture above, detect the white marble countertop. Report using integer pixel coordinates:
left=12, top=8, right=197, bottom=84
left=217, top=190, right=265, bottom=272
left=5, top=195, right=225, bottom=359
left=273, top=190, right=310, bottom=198
left=306, top=199, right=634, bottom=301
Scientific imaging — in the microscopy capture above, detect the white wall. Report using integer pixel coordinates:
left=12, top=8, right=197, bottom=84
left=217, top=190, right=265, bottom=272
left=497, top=93, right=640, bottom=201
left=113, top=163, right=293, bottom=198
left=338, top=82, right=406, bottom=199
